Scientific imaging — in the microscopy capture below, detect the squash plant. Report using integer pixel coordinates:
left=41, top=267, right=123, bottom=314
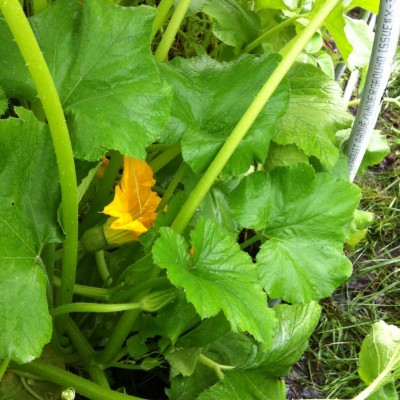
left=0, top=0, right=381, bottom=398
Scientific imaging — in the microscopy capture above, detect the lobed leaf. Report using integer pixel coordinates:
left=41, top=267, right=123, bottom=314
left=1, top=0, right=172, bottom=161
left=230, top=164, right=361, bottom=303
left=159, top=54, right=289, bottom=176
left=0, top=109, right=61, bottom=363
left=274, top=63, right=352, bottom=168
left=152, top=218, right=275, bottom=346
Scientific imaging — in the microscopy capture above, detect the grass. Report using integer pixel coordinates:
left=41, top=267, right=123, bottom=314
left=288, top=97, right=400, bottom=398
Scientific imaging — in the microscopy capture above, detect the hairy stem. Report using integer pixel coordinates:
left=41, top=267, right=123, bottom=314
left=53, top=276, right=112, bottom=300
left=0, top=0, right=79, bottom=313
left=154, top=0, right=192, bottom=62
left=171, top=0, right=341, bottom=234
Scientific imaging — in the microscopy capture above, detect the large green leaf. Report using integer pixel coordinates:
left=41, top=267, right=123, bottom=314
left=202, top=0, right=261, bottom=50
left=1, top=0, right=172, bottom=161
left=159, top=54, right=289, bottom=176
left=197, top=371, right=286, bottom=400
left=0, top=109, right=61, bottom=363
left=248, top=303, right=321, bottom=376
left=152, top=218, right=275, bottom=346
left=230, top=164, right=361, bottom=303
left=201, top=303, right=320, bottom=376
left=274, top=63, right=352, bottom=168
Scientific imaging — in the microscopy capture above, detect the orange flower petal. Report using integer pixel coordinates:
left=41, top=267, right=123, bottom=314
left=103, top=157, right=161, bottom=245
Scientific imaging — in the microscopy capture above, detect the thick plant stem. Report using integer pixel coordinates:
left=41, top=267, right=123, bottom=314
left=154, top=0, right=192, bottom=62
left=11, top=360, right=145, bottom=400
left=0, top=0, right=79, bottom=309
left=151, top=0, right=175, bottom=40
left=171, top=0, right=341, bottom=234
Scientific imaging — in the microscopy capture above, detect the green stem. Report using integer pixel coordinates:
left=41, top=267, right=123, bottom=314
left=242, top=14, right=304, bottom=53
left=95, top=250, right=113, bottom=287
left=52, top=302, right=141, bottom=317
left=149, top=142, right=181, bottom=173
left=170, top=0, right=341, bottom=234
left=0, top=0, right=79, bottom=311
left=79, top=151, right=123, bottom=236
left=98, top=258, right=160, bottom=364
left=239, top=232, right=265, bottom=250
left=53, top=276, right=112, bottom=301
left=151, top=0, right=175, bottom=40
left=348, top=97, right=400, bottom=108
left=154, top=0, right=192, bottom=62
left=11, top=360, right=145, bottom=400
left=198, top=354, right=235, bottom=381
left=65, top=317, right=110, bottom=389
left=158, top=162, right=187, bottom=210
left=110, top=276, right=170, bottom=302
left=0, top=358, right=10, bottom=382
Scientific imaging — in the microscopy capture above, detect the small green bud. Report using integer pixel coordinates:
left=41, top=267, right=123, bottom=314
left=140, top=289, right=177, bottom=312
left=80, top=225, right=108, bottom=252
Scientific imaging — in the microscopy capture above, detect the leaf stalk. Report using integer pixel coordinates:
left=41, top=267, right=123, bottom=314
left=0, top=0, right=79, bottom=312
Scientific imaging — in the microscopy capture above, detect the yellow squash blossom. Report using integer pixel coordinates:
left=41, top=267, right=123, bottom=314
left=102, top=157, right=161, bottom=246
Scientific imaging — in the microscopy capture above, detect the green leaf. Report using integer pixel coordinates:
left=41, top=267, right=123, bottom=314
left=167, top=347, right=202, bottom=377
left=230, top=165, right=361, bottom=303
left=139, top=293, right=199, bottom=346
left=0, top=86, right=7, bottom=116
left=322, top=4, right=353, bottom=68
left=336, top=129, right=390, bottom=173
left=167, top=363, right=218, bottom=400
left=159, top=54, right=289, bottom=175
left=177, top=313, right=231, bottom=348
left=202, top=303, right=320, bottom=376
left=0, top=22, right=36, bottom=100
left=0, top=109, right=61, bottom=363
left=152, top=218, right=275, bottom=346
left=256, top=0, right=299, bottom=11
left=343, top=0, right=379, bottom=15
left=274, top=63, right=352, bottom=168
left=197, top=370, right=286, bottom=400
left=2, top=0, right=172, bottom=161
left=249, top=302, right=321, bottom=376
left=344, top=16, right=374, bottom=70
left=203, top=0, right=261, bottom=50
left=358, top=321, right=400, bottom=385
left=316, top=53, right=335, bottom=79
left=264, top=142, right=308, bottom=171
